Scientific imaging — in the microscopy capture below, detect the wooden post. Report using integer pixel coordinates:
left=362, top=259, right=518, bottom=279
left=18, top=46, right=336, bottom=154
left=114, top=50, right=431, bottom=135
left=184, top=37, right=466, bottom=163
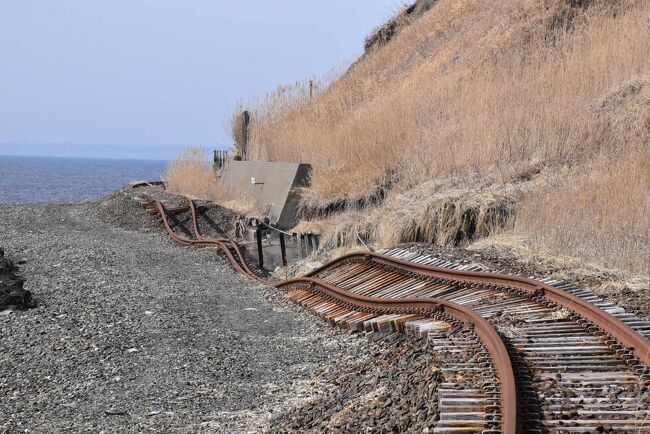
left=279, top=233, right=288, bottom=266
left=256, top=227, right=264, bottom=269
left=298, top=234, right=305, bottom=259
left=241, top=110, right=250, bottom=161
left=309, top=80, right=314, bottom=99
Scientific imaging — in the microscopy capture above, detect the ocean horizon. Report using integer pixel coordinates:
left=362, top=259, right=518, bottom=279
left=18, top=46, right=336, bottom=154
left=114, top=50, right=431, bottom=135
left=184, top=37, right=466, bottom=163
left=0, top=154, right=168, bottom=204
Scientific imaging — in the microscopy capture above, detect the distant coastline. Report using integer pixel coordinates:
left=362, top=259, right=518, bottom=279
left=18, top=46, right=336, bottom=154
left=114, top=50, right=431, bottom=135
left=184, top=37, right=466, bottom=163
left=0, top=142, right=201, bottom=161
left=0, top=153, right=169, bottom=162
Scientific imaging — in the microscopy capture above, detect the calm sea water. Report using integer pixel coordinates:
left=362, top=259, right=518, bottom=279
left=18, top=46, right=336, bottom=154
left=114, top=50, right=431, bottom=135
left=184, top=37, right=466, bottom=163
left=0, top=155, right=167, bottom=204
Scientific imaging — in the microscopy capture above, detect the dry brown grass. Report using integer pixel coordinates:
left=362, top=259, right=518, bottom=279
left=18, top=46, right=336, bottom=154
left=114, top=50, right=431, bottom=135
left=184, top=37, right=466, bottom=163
left=164, top=147, right=265, bottom=216
left=313, top=170, right=536, bottom=250
left=232, top=0, right=649, bottom=276
left=308, top=153, right=649, bottom=276
left=241, top=0, right=649, bottom=200
left=468, top=234, right=650, bottom=293
left=164, top=147, right=219, bottom=199
left=516, top=151, right=650, bottom=275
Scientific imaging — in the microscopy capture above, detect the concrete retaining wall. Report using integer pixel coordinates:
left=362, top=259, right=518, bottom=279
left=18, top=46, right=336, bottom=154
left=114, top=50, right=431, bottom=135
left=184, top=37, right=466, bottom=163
left=219, top=160, right=311, bottom=229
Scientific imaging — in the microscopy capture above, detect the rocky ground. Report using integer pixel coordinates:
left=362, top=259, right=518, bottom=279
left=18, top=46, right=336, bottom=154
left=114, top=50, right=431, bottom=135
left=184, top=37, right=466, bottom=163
left=79, top=185, right=240, bottom=239
left=5, top=184, right=645, bottom=432
left=0, top=188, right=444, bottom=433
left=270, top=335, right=442, bottom=433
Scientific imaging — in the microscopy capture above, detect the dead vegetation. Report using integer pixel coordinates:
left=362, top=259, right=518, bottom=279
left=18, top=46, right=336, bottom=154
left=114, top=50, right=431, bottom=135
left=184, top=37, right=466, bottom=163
left=164, top=147, right=219, bottom=199
left=232, top=0, right=649, bottom=277
left=516, top=153, right=650, bottom=275
left=241, top=0, right=649, bottom=199
left=309, top=169, right=531, bottom=252
left=363, top=0, right=437, bottom=54
left=164, top=147, right=264, bottom=217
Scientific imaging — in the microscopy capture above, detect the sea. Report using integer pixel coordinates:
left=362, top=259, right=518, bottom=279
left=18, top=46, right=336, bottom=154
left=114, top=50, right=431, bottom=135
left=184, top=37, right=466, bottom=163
left=0, top=155, right=167, bottom=204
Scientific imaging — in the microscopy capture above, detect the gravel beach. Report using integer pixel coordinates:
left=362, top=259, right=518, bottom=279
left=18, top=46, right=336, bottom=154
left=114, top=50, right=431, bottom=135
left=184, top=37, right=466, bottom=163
left=0, top=192, right=380, bottom=433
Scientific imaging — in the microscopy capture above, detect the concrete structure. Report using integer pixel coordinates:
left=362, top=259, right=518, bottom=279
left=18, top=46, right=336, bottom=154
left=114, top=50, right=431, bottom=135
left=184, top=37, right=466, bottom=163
left=305, top=261, right=323, bottom=272
left=219, top=160, right=311, bottom=229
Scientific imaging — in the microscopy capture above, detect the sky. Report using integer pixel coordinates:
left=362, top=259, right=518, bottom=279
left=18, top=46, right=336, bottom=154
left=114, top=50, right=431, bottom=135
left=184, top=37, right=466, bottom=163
left=0, top=0, right=401, bottom=160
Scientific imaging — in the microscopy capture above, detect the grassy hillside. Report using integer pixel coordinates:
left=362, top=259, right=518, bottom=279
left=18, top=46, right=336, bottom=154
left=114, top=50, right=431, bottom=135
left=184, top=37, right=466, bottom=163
left=232, top=0, right=649, bottom=276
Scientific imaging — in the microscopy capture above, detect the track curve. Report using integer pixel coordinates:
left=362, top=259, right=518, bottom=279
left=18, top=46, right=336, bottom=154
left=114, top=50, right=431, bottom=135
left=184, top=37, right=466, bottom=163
left=139, top=192, right=650, bottom=433
left=141, top=193, right=518, bottom=433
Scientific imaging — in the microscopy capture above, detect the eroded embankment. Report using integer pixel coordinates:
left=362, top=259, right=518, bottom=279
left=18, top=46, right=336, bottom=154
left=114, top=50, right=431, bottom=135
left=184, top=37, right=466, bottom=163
left=297, top=171, right=525, bottom=251
left=0, top=247, right=33, bottom=311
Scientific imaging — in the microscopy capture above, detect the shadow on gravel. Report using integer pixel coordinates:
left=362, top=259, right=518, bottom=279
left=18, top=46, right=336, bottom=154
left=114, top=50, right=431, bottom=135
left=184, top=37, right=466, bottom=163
left=196, top=207, right=231, bottom=236
left=0, top=247, right=35, bottom=311
left=168, top=214, right=194, bottom=238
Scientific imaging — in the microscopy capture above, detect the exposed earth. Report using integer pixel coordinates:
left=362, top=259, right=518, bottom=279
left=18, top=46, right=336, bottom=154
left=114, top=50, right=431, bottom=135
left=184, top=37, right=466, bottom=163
left=0, top=248, right=33, bottom=311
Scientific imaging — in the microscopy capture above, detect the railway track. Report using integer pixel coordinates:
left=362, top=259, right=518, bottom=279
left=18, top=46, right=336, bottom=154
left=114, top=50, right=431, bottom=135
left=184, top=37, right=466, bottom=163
left=139, top=193, right=650, bottom=433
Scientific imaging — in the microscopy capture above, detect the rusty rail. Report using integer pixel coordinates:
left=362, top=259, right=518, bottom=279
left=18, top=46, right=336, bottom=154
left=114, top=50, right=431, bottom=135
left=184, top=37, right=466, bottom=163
left=139, top=192, right=650, bottom=433
left=141, top=193, right=518, bottom=433
left=277, top=277, right=518, bottom=433
left=311, top=252, right=650, bottom=367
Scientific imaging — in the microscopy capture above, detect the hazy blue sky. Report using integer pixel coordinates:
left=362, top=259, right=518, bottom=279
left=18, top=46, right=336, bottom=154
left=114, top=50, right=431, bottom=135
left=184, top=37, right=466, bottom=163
left=0, top=0, right=400, bottom=159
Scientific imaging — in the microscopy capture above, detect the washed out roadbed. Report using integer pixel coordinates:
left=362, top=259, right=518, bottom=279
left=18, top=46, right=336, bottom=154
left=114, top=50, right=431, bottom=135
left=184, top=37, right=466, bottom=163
left=0, top=193, right=404, bottom=433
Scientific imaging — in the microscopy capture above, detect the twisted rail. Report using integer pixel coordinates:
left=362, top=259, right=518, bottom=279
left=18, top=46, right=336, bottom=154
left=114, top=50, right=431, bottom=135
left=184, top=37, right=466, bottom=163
left=139, top=193, right=650, bottom=433
left=140, top=193, right=519, bottom=433
left=309, top=252, right=650, bottom=367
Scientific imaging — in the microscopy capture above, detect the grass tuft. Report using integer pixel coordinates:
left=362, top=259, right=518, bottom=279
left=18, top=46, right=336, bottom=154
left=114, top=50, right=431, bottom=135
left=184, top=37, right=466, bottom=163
left=164, top=147, right=218, bottom=199
left=164, top=147, right=265, bottom=216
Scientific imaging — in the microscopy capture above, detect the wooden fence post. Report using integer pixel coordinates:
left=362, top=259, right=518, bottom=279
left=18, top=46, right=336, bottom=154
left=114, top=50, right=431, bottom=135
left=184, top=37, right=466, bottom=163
left=256, top=226, right=264, bottom=269
left=241, top=110, right=250, bottom=161
left=279, top=233, right=288, bottom=266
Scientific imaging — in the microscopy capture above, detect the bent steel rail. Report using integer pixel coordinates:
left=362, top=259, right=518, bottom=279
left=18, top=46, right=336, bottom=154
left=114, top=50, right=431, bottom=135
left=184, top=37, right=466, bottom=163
left=309, top=252, right=650, bottom=366
left=277, top=276, right=518, bottom=433
left=140, top=192, right=650, bottom=433
left=141, top=193, right=518, bottom=433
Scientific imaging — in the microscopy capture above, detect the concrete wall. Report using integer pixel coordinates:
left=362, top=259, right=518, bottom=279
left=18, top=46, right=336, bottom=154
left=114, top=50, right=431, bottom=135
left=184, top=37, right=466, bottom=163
left=219, top=160, right=311, bottom=229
